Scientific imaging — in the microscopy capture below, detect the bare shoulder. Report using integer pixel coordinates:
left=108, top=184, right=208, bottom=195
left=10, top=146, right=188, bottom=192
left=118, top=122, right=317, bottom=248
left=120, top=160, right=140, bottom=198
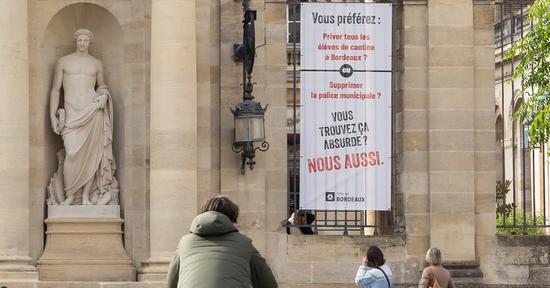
left=57, top=55, right=70, bottom=67
left=90, top=56, right=103, bottom=67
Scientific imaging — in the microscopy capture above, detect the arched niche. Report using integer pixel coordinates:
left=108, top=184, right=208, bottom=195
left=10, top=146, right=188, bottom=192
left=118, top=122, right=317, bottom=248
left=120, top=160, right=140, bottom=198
left=41, top=2, right=124, bottom=152
left=30, top=2, right=125, bottom=260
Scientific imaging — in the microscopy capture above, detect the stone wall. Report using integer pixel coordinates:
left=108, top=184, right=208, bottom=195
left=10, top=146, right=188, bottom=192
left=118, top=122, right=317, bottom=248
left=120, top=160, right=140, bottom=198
left=277, top=235, right=420, bottom=287
left=493, top=236, right=550, bottom=286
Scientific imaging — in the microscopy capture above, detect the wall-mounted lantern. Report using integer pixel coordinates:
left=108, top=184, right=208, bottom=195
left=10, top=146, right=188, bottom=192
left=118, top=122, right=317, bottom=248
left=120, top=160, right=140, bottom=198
left=230, top=0, right=269, bottom=175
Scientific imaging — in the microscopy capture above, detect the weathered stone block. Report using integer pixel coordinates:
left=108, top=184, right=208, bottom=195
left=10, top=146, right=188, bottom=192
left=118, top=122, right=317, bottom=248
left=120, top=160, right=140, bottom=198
left=311, top=262, right=357, bottom=283
left=429, top=151, right=475, bottom=172
left=429, top=130, right=474, bottom=151
left=475, top=151, right=495, bottom=172
left=428, top=26, right=474, bottom=46
left=429, top=47, right=473, bottom=67
left=428, top=110, right=474, bottom=130
left=406, top=214, right=429, bottom=236
left=399, top=172, right=428, bottom=194
left=403, top=68, right=428, bottom=89
left=475, top=130, right=496, bottom=151
left=430, top=213, right=475, bottom=261
left=473, top=2, right=494, bottom=28
left=498, top=245, right=550, bottom=265
left=402, top=89, right=427, bottom=109
left=405, top=194, right=429, bottom=214
left=530, top=266, right=550, bottom=284
left=428, top=1, right=473, bottom=27
left=334, top=245, right=360, bottom=263
left=402, top=131, right=428, bottom=152
left=474, top=68, right=495, bottom=89
left=475, top=213, right=497, bottom=236
left=475, top=192, right=496, bottom=214
left=429, top=68, right=474, bottom=89
left=430, top=193, right=474, bottom=214
left=429, top=88, right=474, bottom=109
left=404, top=26, right=427, bottom=46
left=402, top=110, right=428, bottom=131
left=430, top=171, right=474, bottom=193
left=403, top=5, right=428, bottom=27
left=475, top=47, right=495, bottom=69
left=401, top=151, right=429, bottom=172
left=475, top=171, right=495, bottom=194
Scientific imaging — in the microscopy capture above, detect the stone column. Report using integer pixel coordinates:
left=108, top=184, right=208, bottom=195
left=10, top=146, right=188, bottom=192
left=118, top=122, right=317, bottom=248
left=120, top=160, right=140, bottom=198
left=402, top=0, right=430, bottom=268
left=0, top=0, right=38, bottom=281
left=427, top=0, right=476, bottom=261
left=473, top=0, right=497, bottom=278
left=140, top=0, right=198, bottom=281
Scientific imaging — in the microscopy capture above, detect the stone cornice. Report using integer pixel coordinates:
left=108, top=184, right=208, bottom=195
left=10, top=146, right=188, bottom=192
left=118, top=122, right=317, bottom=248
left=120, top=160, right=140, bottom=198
left=403, top=0, right=494, bottom=4
left=473, top=0, right=494, bottom=5
left=403, top=0, right=427, bottom=5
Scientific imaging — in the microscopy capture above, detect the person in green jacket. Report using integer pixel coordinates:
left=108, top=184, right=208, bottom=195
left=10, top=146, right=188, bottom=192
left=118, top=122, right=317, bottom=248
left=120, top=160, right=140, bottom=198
left=166, top=195, right=278, bottom=288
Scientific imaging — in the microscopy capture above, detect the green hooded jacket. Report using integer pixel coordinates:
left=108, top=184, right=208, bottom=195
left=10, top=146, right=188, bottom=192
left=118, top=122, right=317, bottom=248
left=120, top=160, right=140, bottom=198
left=166, top=211, right=278, bottom=288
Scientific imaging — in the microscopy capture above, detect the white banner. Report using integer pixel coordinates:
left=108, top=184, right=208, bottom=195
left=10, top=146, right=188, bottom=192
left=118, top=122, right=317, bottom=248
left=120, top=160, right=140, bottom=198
left=299, top=3, right=392, bottom=211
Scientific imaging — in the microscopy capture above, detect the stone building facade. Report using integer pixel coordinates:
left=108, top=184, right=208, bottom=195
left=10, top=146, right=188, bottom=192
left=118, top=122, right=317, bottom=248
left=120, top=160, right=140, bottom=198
left=0, top=0, right=547, bottom=287
left=494, top=2, right=550, bottom=230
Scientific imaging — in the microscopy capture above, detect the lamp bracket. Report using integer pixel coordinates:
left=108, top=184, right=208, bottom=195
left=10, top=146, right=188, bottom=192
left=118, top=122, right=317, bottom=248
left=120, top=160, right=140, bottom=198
left=232, top=141, right=270, bottom=175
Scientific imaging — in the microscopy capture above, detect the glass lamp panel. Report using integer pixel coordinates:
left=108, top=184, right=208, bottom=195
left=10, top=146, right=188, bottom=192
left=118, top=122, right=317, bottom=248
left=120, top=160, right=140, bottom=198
left=249, top=116, right=265, bottom=141
left=235, top=117, right=249, bottom=143
left=234, top=116, right=266, bottom=143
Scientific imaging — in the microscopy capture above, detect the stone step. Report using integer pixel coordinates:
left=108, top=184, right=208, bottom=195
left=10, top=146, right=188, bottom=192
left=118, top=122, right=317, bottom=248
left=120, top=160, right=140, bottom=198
left=444, top=261, right=484, bottom=285
left=2, top=282, right=550, bottom=288
left=38, top=282, right=164, bottom=288
left=394, top=285, right=550, bottom=288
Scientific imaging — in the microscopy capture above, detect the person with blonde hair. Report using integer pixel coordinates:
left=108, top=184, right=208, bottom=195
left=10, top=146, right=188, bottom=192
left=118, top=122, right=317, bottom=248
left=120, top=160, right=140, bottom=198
left=418, top=248, right=455, bottom=288
left=166, top=195, right=278, bottom=288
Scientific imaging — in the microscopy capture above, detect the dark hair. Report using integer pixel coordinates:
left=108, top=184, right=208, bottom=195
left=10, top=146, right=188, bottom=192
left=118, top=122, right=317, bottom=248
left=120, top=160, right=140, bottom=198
left=366, top=246, right=385, bottom=268
left=200, top=195, right=240, bottom=223
left=298, top=212, right=315, bottom=235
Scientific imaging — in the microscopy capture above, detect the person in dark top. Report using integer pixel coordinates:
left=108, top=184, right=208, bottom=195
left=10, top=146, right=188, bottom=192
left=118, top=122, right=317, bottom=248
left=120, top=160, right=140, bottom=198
left=166, top=195, right=278, bottom=288
left=285, top=210, right=315, bottom=235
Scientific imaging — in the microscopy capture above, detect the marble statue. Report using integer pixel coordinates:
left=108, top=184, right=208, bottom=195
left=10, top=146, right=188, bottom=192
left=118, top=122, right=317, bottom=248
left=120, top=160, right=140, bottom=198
left=47, top=28, right=118, bottom=206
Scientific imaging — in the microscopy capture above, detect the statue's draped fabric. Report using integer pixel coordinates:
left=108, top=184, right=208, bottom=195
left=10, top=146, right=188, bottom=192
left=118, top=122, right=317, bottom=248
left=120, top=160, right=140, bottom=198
left=61, top=86, right=118, bottom=204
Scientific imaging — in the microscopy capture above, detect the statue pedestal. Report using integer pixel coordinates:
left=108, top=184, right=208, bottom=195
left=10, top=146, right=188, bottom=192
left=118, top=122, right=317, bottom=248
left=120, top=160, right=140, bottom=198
left=37, top=205, right=136, bottom=281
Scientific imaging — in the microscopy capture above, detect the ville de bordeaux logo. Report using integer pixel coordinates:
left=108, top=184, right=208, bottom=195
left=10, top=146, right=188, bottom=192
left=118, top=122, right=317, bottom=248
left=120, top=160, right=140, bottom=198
left=325, top=192, right=335, bottom=202
left=325, top=192, right=365, bottom=203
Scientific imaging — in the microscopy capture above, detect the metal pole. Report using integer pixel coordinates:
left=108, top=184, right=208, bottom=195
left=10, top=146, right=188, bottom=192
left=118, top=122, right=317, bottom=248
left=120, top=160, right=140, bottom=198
left=509, top=0, right=518, bottom=227
left=390, top=1, right=396, bottom=233
left=522, top=127, right=527, bottom=232
left=532, top=148, right=536, bottom=222
left=291, top=0, right=298, bottom=220
left=242, top=1, right=248, bottom=100
left=544, top=145, right=547, bottom=225
left=520, top=0, right=535, bottom=227
left=500, top=1, right=507, bottom=222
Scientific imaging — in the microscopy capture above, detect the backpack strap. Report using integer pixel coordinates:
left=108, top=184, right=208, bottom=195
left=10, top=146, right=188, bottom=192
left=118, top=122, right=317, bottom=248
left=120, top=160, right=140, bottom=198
left=428, top=267, right=439, bottom=287
left=375, top=266, right=391, bottom=288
